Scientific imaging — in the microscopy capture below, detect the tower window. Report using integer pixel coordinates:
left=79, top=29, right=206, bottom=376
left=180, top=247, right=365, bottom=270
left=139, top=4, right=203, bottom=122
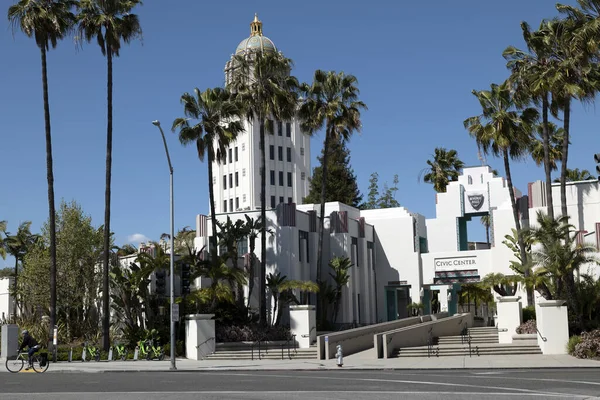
left=301, top=172, right=306, bottom=180
left=235, top=147, right=239, bottom=162
left=279, top=196, right=284, bottom=205
left=287, top=147, right=292, bottom=162
left=235, top=197, right=239, bottom=210
left=243, top=194, right=247, bottom=202
left=288, top=197, right=292, bottom=204
left=269, top=145, right=275, bottom=160
left=278, top=146, right=283, bottom=161
left=277, top=121, right=283, bottom=136
left=229, top=173, right=233, bottom=188
left=300, top=147, right=304, bottom=156
left=235, top=172, right=239, bottom=187
left=223, top=175, right=227, bottom=189
left=287, top=172, right=292, bottom=187
left=228, top=148, right=232, bottom=164
left=270, top=196, right=276, bottom=208
left=223, top=200, right=227, bottom=213
left=242, top=168, right=246, bottom=177
left=270, top=170, right=275, bottom=185
left=286, top=122, right=291, bottom=137
left=279, top=171, right=284, bottom=186
left=229, top=199, right=233, bottom=212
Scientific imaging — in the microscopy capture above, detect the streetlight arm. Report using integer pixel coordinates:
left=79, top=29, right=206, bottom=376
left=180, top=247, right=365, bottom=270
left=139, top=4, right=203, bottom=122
left=156, top=124, right=174, bottom=174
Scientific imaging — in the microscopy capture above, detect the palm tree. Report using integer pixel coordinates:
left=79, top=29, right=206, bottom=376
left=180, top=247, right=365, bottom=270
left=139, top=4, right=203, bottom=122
left=554, top=168, right=596, bottom=182
left=544, top=17, right=596, bottom=218
left=529, top=121, right=564, bottom=172
left=0, top=220, right=7, bottom=259
left=8, top=0, right=76, bottom=344
left=464, top=81, right=538, bottom=306
left=172, top=87, right=244, bottom=265
left=480, top=215, right=491, bottom=244
left=504, top=20, right=557, bottom=218
left=298, top=70, right=366, bottom=299
left=228, top=50, right=299, bottom=325
left=419, top=147, right=465, bottom=193
left=3, top=221, right=39, bottom=311
left=76, top=0, right=143, bottom=351
left=529, top=210, right=599, bottom=331
left=328, top=256, right=352, bottom=323
left=217, top=216, right=248, bottom=307
left=266, top=272, right=319, bottom=326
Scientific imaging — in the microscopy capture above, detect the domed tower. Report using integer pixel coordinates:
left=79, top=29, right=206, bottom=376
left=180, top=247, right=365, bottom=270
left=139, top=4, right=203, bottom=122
left=212, top=15, right=311, bottom=215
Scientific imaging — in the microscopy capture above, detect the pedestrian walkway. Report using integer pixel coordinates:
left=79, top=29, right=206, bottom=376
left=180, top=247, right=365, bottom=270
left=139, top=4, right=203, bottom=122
left=4, top=353, right=599, bottom=373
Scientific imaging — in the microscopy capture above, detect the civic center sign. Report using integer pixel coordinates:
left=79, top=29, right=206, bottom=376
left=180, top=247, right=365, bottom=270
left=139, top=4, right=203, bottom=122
left=434, top=256, right=477, bottom=272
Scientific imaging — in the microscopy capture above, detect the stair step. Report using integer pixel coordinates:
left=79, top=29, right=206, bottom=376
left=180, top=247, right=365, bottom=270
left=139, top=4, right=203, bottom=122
left=395, top=350, right=542, bottom=357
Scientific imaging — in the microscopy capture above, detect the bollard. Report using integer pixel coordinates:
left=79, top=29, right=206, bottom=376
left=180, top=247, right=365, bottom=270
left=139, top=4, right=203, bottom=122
left=108, top=347, right=113, bottom=361
left=336, top=344, right=343, bottom=367
left=68, top=348, right=73, bottom=363
left=133, top=347, right=139, bottom=361
left=82, top=348, right=87, bottom=362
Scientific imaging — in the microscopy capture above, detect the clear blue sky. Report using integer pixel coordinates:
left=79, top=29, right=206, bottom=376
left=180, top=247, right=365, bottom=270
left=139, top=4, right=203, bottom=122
left=1, top=0, right=597, bottom=268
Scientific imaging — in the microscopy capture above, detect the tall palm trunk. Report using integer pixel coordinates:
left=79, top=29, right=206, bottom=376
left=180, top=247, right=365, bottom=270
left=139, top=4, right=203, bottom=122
left=316, top=127, right=332, bottom=324
left=259, top=120, right=267, bottom=325
left=503, top=149, right=533, bottom=306
left=247, top=237, right=256, bottom=308
left=542, top=94, right=554, bottom=219
left=102, top=45, right=113, bottom=352
left=13, top=257, right=18, bottom=312
left=559, top=99, right=570, bottom=219
left=41, top=46, right=58, bottom=349
left=207, top=150, right=218, bottom=261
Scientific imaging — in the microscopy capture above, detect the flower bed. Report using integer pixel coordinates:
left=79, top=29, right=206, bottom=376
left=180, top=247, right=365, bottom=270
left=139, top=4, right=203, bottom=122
left=570, top=330, right=600, bottom=359
left=516, top=319, right=537, bottom=334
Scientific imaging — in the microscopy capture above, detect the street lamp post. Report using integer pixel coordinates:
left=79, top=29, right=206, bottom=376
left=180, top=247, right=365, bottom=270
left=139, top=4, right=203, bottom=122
left=152, top=120, right=176, bottom=371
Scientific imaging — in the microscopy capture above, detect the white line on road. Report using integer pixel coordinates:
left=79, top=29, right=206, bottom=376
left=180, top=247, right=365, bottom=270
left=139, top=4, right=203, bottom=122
left=204, top=372, right=588, bottom=398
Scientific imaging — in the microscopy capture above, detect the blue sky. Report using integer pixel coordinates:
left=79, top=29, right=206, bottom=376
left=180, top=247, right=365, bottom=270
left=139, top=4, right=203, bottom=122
left=1, top=0, right=597, bottom=268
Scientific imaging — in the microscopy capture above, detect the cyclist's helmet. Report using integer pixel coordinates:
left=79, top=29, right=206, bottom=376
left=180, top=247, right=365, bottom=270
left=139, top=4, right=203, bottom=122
left=22, top=329, right=28, bottom=335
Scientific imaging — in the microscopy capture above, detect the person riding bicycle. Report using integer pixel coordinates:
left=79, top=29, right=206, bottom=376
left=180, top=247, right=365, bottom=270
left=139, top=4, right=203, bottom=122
left=19, top=330, right=40, bottom=370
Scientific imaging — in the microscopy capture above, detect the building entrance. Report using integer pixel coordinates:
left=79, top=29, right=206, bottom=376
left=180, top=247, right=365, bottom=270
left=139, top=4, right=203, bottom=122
left=384, top=284, right=411, bottom=321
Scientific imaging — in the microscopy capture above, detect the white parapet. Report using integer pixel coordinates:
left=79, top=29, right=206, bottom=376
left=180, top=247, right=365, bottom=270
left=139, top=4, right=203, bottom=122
left=496, top=296, right=522, bottom=344
left=185, top=314, right=216, bottom=360
left=535, top=300, right=568, bottom=354
left=1, top=324, right=18, bottom=361
left=289, top=305, right=316, bottom=349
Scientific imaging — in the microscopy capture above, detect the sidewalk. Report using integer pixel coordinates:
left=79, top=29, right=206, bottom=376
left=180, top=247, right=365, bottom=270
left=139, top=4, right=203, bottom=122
left=6, top=353, right=600, bottom=373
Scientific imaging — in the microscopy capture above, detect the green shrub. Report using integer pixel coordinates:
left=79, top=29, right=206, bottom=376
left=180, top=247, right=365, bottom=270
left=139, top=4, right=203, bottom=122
left=522, top=306, right=536, bottom=323
left=567, top=335, right=582, bottom=355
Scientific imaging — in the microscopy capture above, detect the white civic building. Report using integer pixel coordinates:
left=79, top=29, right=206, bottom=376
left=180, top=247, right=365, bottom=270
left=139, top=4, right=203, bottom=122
left=188, top=16, right=600, bottom=327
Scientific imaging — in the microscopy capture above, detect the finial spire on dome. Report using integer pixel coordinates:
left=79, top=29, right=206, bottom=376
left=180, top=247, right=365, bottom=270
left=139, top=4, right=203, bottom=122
left=250, top=13, right=263, bottom=36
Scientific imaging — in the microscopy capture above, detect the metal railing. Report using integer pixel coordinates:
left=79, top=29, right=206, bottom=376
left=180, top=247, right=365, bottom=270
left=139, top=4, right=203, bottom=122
left=426, top=328, right=439, bottom=357
left=536, top=327, right=547, bottom=342
left=251, top=339, right=263, bottom=360
left=281, top=334, right=298, bottom=360
left=196, top=337, right=215, bottom=360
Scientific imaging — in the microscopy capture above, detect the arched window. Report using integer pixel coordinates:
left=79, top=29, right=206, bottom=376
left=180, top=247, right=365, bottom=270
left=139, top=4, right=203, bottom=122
left=468, top=175, right=473, bottom=185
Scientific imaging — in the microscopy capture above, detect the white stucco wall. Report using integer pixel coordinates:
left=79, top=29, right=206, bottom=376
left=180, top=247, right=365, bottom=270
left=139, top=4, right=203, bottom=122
left=0, top=278, right=14, bottom=321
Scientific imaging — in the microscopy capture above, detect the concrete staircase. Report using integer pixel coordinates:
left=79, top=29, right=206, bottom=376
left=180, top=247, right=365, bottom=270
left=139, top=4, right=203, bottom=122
left=203, top=343, right=317, bottom=360
left=393, top=327, right=542, bottom=357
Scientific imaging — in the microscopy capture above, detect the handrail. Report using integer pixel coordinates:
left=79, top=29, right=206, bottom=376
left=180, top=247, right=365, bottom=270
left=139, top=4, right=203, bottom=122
left=251, top=339, right=263, bottom=360
left=536, top=327, right=547, bottom=342
left=195, top=337, right=215, bottom=360
left=426, top=327, right=438, bottom=357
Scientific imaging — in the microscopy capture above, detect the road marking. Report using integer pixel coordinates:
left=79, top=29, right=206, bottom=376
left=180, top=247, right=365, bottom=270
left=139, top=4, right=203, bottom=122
left=0, top=391, right=590, bottom=398
left=207, top=372, right=586, bottom=398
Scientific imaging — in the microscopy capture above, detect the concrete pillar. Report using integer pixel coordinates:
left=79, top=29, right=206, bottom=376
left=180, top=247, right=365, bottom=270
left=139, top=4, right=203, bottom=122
left=496, top=296, right=522, bottom=344
left=439, top=287, right=449, bottom=312
left=535, top=299, right=568, bottom=354
left=290, top=305, right=316, bottom=349
left=1, top=324, right=18, bottom=360
left=185, top=314, right=215, bottom=360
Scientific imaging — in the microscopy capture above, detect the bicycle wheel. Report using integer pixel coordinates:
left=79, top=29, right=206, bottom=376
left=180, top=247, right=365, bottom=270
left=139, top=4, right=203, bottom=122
left=32, top=355, right=48, bottom=373
left=5, top=357, right=24, bottom=373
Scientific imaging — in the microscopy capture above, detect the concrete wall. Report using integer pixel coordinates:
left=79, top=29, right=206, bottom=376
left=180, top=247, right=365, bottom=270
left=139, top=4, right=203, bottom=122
left=317, top=313, right=449, bottom=360
left=381, top=313, right=473, bottom=358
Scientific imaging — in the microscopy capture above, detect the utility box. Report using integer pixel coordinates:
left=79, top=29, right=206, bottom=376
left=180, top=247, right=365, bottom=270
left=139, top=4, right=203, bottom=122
left=1, top=324, right=19, bottom=360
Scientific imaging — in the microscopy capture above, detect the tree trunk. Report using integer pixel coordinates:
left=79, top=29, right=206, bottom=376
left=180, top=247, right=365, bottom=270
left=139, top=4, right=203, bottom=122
left=41, top=46, right=58, bottom=353
left=13, top=256, right=18, bottom=314
left=542, top=94, right=554, bottom=219
left=503, top=150, right=533, bottom=306
left=247, top=238, right=255, bottom=308
left=316, top=127, right=332, bottom=324
left=560, top=99, right=570, bottom=219
left=207, top=150, right=218, bottom=262
left=102, top=45, right=113, bottom=352
left=259, top=120, right=267, bottom=325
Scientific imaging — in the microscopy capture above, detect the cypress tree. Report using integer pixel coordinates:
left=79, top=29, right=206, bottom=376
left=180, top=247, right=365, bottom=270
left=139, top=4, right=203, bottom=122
left=304, top=136, right=362, bottom=207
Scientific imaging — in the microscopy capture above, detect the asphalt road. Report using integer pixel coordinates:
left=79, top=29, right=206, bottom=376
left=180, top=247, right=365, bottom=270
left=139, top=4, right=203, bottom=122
left=1, top=369, right=599, bottom=399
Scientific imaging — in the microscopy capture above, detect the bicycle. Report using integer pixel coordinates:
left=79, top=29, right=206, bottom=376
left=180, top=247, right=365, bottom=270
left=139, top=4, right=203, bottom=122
left=5, top=347, right=49, bottom=373
left=113, top=343, right=128, bottom=361
left=81, top=342, right=101, bottom=362
left=136, top=339, right=165, bottom=361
